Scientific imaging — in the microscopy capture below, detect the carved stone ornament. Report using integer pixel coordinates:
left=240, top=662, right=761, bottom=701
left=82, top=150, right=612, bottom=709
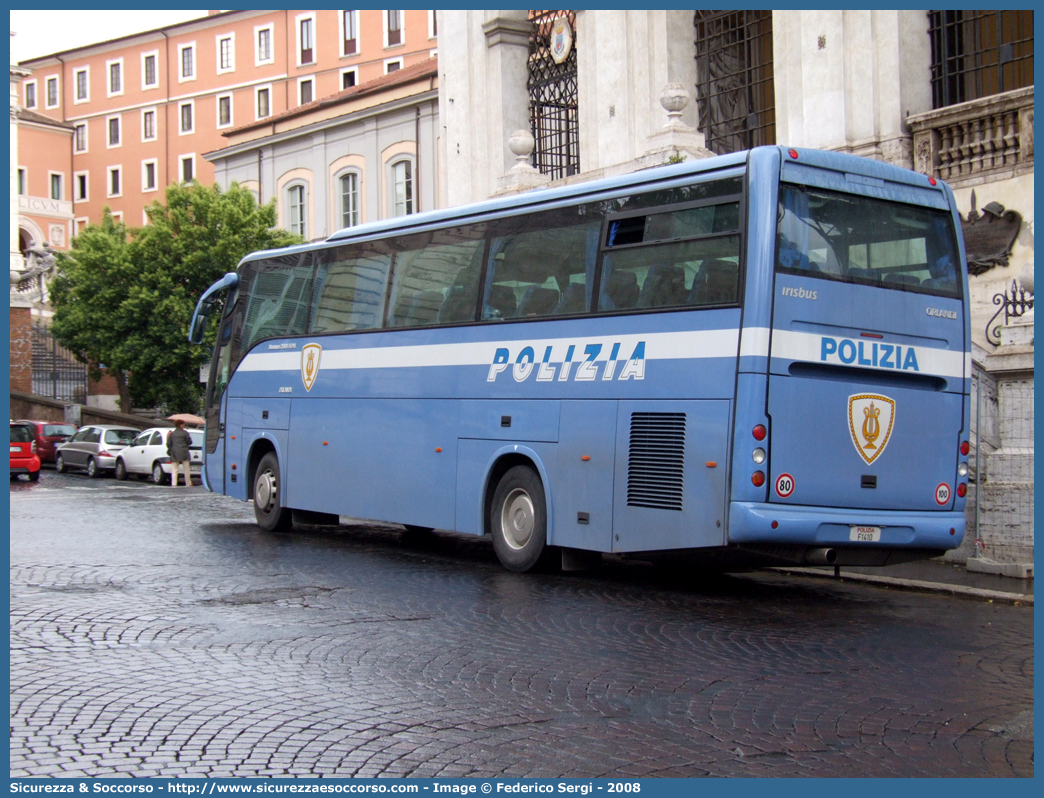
left=960, top=190, right=1022, bottom=276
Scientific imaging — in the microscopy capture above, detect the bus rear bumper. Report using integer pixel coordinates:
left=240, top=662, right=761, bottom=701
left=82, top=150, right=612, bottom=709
left=728, top=502, right=965, bottom=551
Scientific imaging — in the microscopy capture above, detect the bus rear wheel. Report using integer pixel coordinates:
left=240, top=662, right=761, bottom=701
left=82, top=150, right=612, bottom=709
left=490, top=465, right=554, bottom=573
left=254, top=452, right=293, bottom=532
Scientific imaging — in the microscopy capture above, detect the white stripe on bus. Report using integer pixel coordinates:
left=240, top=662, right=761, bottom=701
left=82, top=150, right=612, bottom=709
left=769, top=329, right=965, bottom=378
left=239, top=329, right=742, bottom=372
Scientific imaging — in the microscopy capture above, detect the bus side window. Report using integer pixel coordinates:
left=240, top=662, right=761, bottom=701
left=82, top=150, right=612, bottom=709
left=482, top=206, right=600, bottom=321
left=599, top=200, right=741, bottom=312
left=385, top=225, right=487, bottom=328
left=310, top=245, right=392, bottom=332
left=599, top=240, right=740, bottom=312
left=240, top=254, right=315, bottom=349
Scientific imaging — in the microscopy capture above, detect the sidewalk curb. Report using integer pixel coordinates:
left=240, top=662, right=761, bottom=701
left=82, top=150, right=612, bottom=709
left=770, top=567, right=1034, bottom=605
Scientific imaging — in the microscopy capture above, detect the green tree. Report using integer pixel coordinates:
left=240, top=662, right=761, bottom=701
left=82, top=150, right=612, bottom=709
left=50, top=183, right=301, bottom=413
left=50, top=211, right=137, bottom=411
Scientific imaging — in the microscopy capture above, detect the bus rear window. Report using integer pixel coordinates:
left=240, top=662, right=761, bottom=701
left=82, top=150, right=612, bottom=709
left=776, top=186, right=962, bottom=299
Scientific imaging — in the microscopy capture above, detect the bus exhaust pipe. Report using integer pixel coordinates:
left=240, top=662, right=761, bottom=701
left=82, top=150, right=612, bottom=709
left=805, top=548, right=838, bottom=565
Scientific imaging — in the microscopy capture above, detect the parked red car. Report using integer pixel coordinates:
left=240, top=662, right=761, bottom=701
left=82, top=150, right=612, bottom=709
left=16, top=420, right=78, bottom=464
left=10, top=422, right=41, bottom=482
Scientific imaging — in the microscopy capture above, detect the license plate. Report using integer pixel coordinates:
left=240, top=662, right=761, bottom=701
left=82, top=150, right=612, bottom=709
left=849, top=525, right=881, bottom=542
left=10, top=446, right=19, bottom=453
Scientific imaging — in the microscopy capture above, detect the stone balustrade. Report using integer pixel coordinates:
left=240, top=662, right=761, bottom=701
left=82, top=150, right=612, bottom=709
left=907, top=87, right=1033, bottom=187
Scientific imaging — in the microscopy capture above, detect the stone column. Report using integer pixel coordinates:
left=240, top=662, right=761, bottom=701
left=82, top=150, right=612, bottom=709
left=972, top=263, right=1034, bottom=575
left=772, top=9, right=930, bottom=167
left=10, top=273, right=33, bottom=394
left=481, top=12, right=533, bottom=180
left=439, top=11, right=533, bottom=207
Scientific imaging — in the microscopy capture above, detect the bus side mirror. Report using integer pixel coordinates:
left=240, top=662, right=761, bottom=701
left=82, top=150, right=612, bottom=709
left=188, top=301, right=213, bottom=344
left=188, top=272, right=239, bottom=344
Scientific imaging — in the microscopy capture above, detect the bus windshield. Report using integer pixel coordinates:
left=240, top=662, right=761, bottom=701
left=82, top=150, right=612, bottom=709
left=775, top=185, right=962, bottom=299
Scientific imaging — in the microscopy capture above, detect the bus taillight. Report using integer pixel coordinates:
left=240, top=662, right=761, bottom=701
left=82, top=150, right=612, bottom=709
left=752, top=424, right=767, bottom=441
left=752, top=471, right=765, bottom=487
left=960, top=441, right=970, bottom=456
left=957, top=483, right=967, bottom=498
left=788, top=149, right=799, bottom=159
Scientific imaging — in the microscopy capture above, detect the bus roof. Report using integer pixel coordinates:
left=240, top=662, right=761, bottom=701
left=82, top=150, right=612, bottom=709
left=238, top=145, right=944, bottom=266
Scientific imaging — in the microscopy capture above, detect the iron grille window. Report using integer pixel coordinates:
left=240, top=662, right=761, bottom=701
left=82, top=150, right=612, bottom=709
left=694, top=10, right=775, bottom=155
left=929, top=10, right=1034, bottom=109
left=528, top=10, right=580, bottom=180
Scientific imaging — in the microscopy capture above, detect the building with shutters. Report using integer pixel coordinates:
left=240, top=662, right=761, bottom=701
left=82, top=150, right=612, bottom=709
left=14, top=10, right=438, bottom=244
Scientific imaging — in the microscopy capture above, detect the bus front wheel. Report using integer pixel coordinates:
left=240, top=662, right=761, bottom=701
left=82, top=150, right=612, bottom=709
left=490, top=465, right=553, bottom=573
left=254, top=453, right=293, bottom=532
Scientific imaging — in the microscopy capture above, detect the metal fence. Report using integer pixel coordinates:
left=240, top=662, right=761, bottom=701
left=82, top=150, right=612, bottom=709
left=528, top=10, right=580, bottom=180
left=31, top=324, right=88, bottom=403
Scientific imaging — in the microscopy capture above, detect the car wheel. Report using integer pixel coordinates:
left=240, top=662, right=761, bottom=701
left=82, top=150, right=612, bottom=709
left=28, top=470, right=40, bottom=483
left=490, top=464, right=556, bottom=573
left=55, top=453, right=66, bottom=473
left=253, top=452, right=293, bottom=532
left=86, top=457, right=99, bottom=478
left=153, top=463, right=169, bottom=485
left=114, top=459, right=128, bottom=481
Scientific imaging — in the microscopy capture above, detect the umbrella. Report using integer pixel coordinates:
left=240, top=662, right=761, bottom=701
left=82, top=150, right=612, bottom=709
left=167, top=413, right=205, bottom=427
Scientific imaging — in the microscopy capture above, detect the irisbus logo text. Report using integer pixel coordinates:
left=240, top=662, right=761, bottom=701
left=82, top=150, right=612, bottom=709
left=821, top=336, right=920, bottom=372
left=781, top=286, right=817, bottom=300
left=488, top=341, right=647, bottom=382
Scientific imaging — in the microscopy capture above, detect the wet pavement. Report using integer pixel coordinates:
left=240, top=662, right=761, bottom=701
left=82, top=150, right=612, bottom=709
left=9, top=471, right=1034, bottom=778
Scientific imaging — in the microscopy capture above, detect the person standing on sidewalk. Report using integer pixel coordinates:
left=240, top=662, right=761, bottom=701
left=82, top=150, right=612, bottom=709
left=167, top=420, right=193, bottom=487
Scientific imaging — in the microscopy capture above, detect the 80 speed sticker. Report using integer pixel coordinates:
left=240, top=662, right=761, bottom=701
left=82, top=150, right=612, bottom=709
left=775, top=473, right=795, bottom=498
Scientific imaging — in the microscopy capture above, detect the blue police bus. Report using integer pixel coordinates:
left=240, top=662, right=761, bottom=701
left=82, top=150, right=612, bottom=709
left=189, top=146, right=971, bottom=572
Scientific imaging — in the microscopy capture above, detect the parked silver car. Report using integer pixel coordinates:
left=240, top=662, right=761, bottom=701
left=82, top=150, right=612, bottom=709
left=113, top=427, right=204, bottom=484
left=55, top=424, right=141, bottom=477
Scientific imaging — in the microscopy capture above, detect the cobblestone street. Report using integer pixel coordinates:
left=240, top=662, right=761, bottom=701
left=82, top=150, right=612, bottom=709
left=9, top=473, right=1034, bottom=778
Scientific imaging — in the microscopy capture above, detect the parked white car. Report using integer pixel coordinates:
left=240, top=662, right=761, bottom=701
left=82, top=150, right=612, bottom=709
left=113, top=427, right=204, bottom=484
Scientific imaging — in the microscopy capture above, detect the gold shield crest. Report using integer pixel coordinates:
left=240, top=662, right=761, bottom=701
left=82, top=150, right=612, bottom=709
left=301, top=343, right=322, bottom=392
left=848, top=393, right=895, bottom=465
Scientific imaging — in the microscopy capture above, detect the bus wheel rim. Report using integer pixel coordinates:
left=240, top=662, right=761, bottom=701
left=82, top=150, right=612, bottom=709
left=256, top=469, right=276, bottom=512
left=500, top=488, right=534, bottom=551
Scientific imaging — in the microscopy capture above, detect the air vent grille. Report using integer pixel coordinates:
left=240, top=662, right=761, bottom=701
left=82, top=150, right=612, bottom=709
left=627, top=412, right=686, bottom=511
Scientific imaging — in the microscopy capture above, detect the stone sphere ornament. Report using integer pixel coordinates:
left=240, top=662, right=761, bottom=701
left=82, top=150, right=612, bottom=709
left=508, top=129, right=535, bottom=159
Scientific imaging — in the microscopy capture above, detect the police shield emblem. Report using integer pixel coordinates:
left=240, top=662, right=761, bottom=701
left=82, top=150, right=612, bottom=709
left=848, top=394, right=895, bottom=465
left=301, top=343, right=322, bottom=392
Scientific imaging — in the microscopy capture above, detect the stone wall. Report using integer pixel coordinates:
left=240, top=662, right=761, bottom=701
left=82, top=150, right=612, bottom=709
left=9, top=390, right=170, bottom=430
left=10, top=304, right=33, bottom=394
